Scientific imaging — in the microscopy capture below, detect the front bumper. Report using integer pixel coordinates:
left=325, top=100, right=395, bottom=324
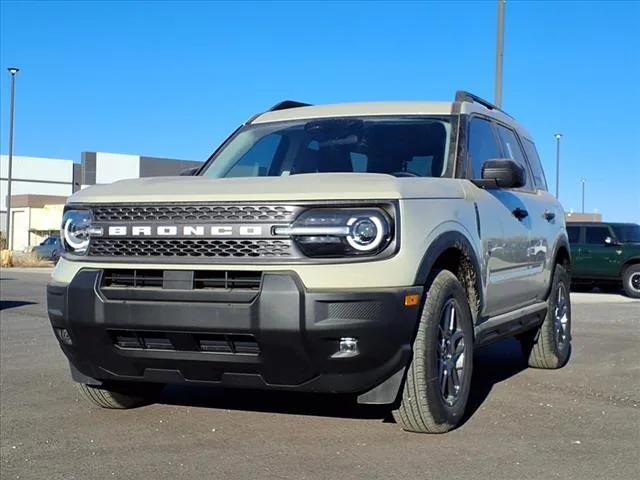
left=47, top=269, right=422, bottom=396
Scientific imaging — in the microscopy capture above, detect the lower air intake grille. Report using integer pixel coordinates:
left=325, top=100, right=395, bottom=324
left=110, top=330, right=260, bottom=355
left=89, top=238, right=293, bottom=258
left=102, top=269, right=262, bottom=290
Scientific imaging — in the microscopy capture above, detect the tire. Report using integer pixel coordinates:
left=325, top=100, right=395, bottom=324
left=521, top=264, right=572, bottom=369
left=622, top=264, right=640, bottom=299
left=392, top=270, right=474, bottom=434
left=77, top=381, right=163, bottom=409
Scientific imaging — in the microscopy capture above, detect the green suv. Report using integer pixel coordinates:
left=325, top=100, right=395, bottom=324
left=567, top=222, right=640, bottom=298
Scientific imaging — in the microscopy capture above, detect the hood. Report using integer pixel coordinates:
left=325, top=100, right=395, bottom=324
left=68, top=173, right=466, bottom=204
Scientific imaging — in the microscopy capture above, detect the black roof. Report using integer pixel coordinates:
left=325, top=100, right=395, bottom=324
left=567, top=222, right=639, bottom=227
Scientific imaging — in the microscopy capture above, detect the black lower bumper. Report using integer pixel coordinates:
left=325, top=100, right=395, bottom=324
left=47, top=269, right=422, bottom=397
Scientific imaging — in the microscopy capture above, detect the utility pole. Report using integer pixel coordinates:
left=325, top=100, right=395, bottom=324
left=581, top=178, right=586, bottom=214
left=5, top=67, right=19, bottom=250
left=494, top=0, right=506, bottom=108
left=554, top=133, right=562, bottom=199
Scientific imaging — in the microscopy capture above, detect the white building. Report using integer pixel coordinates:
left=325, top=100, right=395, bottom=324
left=1, top=152, right=200, bottom=251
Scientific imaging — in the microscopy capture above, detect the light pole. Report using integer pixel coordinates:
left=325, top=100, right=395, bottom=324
left=554, top=133, right=562, bottom=199
left=581, top=178, right=586, bottom=214
left=494, top=0, right=506, bottom=108
left=5, top=67, right=19, bottom=250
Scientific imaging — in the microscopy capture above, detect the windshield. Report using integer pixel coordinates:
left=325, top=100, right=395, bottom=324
left=612, top=224, right=640, bottom=243
left=201, top=117, right=451, bottom=179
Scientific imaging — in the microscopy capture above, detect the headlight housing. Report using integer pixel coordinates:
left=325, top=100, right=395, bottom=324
left=275, top=208, right=393, bottom=258
left=61, top=210, right=94, bottom=255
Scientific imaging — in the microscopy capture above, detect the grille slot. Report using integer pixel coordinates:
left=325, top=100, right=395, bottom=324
left=92, top=204, right=296, bottom=222
left=89, top=238, right=293, bottom=258
left=195, top=333, right=260, bottom=355
left=193, top=271, right=262, bottom=290
left=103, top=269, right=164, bottom=288
left=112, top=331, right=175, bottom=351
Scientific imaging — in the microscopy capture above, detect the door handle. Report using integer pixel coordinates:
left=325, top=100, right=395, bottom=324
left=543, top=210, right=556, bottom=221
left=512, top=208, right=529, bottom=220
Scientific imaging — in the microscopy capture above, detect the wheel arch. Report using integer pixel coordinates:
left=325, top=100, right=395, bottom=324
left=544, top=236, right=571, bottom=300
left=414, top=231, right=483, bottom=324
left=620, top=257, right=640, bottom=276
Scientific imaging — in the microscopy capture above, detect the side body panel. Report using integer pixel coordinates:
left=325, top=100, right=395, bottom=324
left=571, top=224, right=640, bottom=280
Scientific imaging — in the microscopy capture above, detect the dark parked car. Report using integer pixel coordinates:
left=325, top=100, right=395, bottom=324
left=32, top=235, right=62, bottom=261
left=567, top=222, right=640, bottom=298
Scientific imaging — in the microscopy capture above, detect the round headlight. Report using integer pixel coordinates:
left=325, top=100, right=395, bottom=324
left=346, top=216, right=384, bottom=251
left=276, top=208, right=392, bottom=257
left=61, top=210, right=92, bottom=254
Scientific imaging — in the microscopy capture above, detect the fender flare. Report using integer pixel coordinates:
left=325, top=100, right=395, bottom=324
left=414, top=230, right=484, bottom=314
left=550, top=235, right=572, bottom=267
left=620, top=257, right=640, bottom=276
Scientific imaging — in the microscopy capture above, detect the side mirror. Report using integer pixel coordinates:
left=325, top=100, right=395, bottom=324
left=472, top=158, right=526, bottom=189
left=179, top=167, right=199, bottom=176
left=604, top=236, right=618, bottom=246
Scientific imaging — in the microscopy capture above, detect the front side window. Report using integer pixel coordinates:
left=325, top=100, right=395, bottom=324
left=495, top=124, right=532, bottom=189
left=612, top=224, right=640, bottom=243
left=201, top=117, right=452, bottom=178
left=585, top=226, right=611, bottom=245
left=522, top=138, right=548, bottom=191
left=468, top=118, right=501, bottom=179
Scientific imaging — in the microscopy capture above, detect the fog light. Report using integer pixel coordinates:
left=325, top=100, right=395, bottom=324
left=55, top=328, right=73, bottom=345
left=332, top=337, right=359, bottom=358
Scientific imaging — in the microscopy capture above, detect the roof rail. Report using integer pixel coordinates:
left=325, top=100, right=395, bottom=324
left=268, top=100, right=312, bottom=112
left=455, top=90, right=512, bottom=118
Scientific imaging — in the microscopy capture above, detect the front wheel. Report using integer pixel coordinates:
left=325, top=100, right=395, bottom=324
left=393, top=270, right=474, bottom=434
left=77, top=381, right=163, bottom=409
left=622, top=265, right=640, bottom=299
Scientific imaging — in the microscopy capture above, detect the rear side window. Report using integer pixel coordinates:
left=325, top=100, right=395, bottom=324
left=468, top=118, right=501, bottom=178
left=585, top=226, right=610, bottom=245
left=567, top=226, right=580, bottom=244
left=522, top=139, right=548, bottom=191
left=495, top=124, right=532, bottom=189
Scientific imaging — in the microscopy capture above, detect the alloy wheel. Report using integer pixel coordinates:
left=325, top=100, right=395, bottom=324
left=437, top=299, right=466, bottom=406
left=554, top=283, right=570, bottom=349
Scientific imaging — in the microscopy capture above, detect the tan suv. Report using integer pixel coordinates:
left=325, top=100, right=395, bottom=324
left=48, top=91, right=571, bottom=433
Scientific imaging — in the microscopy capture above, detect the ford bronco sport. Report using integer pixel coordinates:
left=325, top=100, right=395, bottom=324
left=47, top=91, right=572, bottom=433
left=567, top=221, right=640, bottom=298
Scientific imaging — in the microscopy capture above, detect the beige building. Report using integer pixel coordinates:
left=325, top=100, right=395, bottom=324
left=565, top=212, right=602, bottom=223
left=7, top=195, right=67, bottom=252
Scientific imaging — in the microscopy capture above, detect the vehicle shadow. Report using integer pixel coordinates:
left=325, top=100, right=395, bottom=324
left=157, top=337, right=528, bottom=426
left=461, top=337, right=528, bottom=426
left=159, top=385, right=390, bottom=420
left=0, top=300, right=38, bottom=311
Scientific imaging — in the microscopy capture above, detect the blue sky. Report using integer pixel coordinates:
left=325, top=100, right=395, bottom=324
left=1, top=0, right=638, bottom=221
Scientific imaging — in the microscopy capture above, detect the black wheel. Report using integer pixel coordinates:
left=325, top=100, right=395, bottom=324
left=520, top=264, right=572, bottom=369
left=622, top=264, right=640, bottom=299
left=77, top=381, right=163, bottom=409
left=393, top=270, right=474, bottom=433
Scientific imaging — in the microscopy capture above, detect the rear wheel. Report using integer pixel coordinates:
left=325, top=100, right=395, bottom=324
left=520, top=264, right=571, bottom=369
left=393, top=270, right=474, bottom=433
left=77, top=381, right=163, bottom=409
left=622, top=265, right=640, bottom=299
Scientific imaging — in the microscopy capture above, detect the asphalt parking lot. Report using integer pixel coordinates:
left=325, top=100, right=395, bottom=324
left=1, top=269, right=638, bottom=480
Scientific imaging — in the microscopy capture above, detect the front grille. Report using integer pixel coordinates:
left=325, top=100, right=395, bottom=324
left=89, top=238, right=293, bottom=258
left=92, top=204, right=296, bottom=222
